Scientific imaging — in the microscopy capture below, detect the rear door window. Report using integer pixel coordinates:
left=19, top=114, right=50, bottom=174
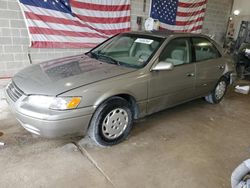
left=192, top=37, right=221, bottom=62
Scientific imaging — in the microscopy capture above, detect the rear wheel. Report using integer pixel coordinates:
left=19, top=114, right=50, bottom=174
left=205, top=77, right=228, bottom=104
left=88, top=97, right=133, bottom=146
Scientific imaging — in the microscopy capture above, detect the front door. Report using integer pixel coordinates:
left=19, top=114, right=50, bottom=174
left=147, top=38, right=196, bottom=115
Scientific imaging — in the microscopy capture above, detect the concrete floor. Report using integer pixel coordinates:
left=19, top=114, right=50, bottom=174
left=0, top=81, right=250, bottom=188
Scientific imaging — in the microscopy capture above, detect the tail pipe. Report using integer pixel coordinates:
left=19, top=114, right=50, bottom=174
left=231, top=159, right=250, bottom=188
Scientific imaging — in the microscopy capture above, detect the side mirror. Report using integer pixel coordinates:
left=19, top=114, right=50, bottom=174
left=152, top=61, right=174, bottom=71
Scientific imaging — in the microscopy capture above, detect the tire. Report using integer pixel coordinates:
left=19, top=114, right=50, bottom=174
left=205, top=77, right=228, bottom=104
left=88, top=97, right=133, bottom=146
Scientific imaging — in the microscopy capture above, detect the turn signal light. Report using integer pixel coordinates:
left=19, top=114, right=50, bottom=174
left=67, top=97, right=81, bottom=109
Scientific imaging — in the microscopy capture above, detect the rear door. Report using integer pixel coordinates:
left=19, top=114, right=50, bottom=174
left=147, top=37, right=196, bottom=114
left=192, top=37, right=224, bottom=97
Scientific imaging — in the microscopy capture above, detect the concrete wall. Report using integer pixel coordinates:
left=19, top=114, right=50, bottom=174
left=0, top=0, right=232, bottom=80
left=202, top=0, right=233, bottom=44
left=0, top=0, right=151, bottom=79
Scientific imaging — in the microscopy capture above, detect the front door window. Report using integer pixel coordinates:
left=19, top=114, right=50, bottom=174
left=159, top=38, right=191, bottom=66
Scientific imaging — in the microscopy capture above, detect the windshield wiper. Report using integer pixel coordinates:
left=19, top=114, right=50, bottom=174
left=98, top=54, right=120, bottom=65
left=90, top=52, right=120, bottom=65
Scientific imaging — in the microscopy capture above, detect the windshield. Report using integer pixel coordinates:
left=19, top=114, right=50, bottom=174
left=89, top=34, right=164, bottom=68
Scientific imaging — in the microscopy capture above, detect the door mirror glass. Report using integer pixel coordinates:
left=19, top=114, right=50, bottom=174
left=152, top=61, right=174, bottom=71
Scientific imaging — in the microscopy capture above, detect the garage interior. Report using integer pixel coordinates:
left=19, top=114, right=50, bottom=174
left=0, top=0, right=250, bottom=188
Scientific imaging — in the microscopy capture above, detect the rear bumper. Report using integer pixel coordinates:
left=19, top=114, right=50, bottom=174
left=4, top=88, right=94, bottom=138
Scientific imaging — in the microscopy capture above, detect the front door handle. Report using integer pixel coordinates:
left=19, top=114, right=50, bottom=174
left=186, top=73, right=195, bottom=77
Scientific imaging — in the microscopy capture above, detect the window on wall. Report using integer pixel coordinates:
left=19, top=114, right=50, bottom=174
left=159, top=38, right=191, bottom=66
left=192, top=37, right=221, bottom=62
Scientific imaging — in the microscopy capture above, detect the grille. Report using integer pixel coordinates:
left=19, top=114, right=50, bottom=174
left=6, top=82, right=24, bottom=102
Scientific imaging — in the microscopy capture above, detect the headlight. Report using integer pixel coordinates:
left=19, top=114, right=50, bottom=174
left=26, top=95, right=81, bottom=110
left=50, top=97, right=81, bottom=110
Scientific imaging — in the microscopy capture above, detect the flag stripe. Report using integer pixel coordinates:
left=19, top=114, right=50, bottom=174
left=177, top=0, right=205, bottom=3
left=176, top=12, right=205, bottom=21
left=176, top=8, right=206, bottom=17
left=74, top=22, right=130, bottom=30
left=71, top=0, right=130, bottom=6
left=72, top=7, right=130, bottom=18
left=70, top=1, right=130, bottom=11
left=29, top=27, right=107, bottom=38
left=181, top=25, right=203, bottom=33
left=42, top=55, right=84, bottom=69
left=31, top=34, right=105, bottom=43
left=176, top=17, right=204, bottom=26
left=178, top=4, right=205, bottom=13
left=32, top=41, right=98, bottom=48
left=160, top=21, right=204, bottom=31
left=178, top=0, right=207, bottom=8
left=75, top=14, right=130, bottom=24
left=42, top=56, right=86, bottom=69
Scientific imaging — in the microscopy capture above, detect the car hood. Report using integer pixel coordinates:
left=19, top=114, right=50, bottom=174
left=13, top=54, right=136, bottom=95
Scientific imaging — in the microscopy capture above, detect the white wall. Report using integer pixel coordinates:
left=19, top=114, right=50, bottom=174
left=231, top=0, right=250, bottom=39
left=232, top=0, right=250, bottom=16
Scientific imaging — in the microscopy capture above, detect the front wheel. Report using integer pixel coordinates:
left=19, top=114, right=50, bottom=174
left=205, top=77, right=228, bottom=104
left=88, top=97, right=133, bottom=146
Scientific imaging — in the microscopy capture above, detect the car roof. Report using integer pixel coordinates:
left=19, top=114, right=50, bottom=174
left=125, top=30, right=209, bottom=39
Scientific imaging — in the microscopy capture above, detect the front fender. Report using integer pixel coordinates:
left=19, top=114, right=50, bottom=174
left=94, top=90, right=137, bottom=107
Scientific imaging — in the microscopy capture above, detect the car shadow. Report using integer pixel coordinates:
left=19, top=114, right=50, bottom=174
left=130, top=79, right=250, bottom=141
left=131, top=97, right=208, bottom=137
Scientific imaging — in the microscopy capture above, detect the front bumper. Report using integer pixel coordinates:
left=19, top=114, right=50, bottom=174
left=4, top=88, right=94, bottom=138
left=15, top=111, right=92, bottom=138
left=230, top=72, right=237, bottom=85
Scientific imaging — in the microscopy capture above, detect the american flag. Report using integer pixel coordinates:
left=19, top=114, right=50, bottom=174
left=18, top=0, right=131, bottom=48
left=150, top=0, right=207, bottom=33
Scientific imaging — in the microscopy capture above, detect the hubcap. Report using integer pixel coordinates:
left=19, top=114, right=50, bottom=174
left=215, top=81, right=226, bottom=100
left=102, top=108, right=128, bottom=140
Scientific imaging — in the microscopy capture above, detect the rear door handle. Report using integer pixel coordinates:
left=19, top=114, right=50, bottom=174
left=217, top=65, right=225, bottom=69
left=186, top=73, right=195, bottom=77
